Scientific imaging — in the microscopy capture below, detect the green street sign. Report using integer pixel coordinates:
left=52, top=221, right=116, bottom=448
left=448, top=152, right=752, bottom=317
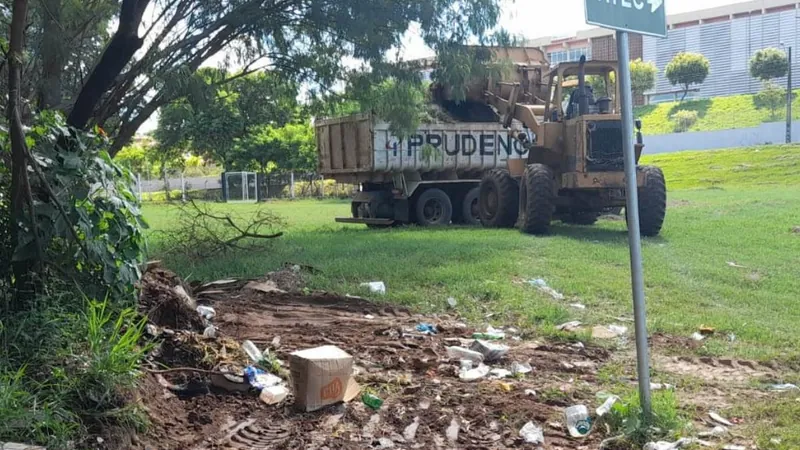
left=585, top=0, right=667, bottom=38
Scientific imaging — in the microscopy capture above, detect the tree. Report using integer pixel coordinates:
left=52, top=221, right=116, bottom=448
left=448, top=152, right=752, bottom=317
left=753, top=81, right=786, bottom=120
left=665, top=52, right=710, bottom=101
left=630, top=59, right=657, bottom=96
left=750, top=48, right=789, bottom=82
left=241, top=123, right=316, bottom=174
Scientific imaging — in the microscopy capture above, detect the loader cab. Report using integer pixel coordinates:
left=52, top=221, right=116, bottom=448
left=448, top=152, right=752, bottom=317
left=543, top=60, right=620, bottom=123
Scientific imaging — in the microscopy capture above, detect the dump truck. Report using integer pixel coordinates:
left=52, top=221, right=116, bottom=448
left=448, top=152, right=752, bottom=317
left=476, top=56, right=667, bottom=236
left=316, top=46, right=549, bottom=228
left=315, top=113, right=531, bottom=227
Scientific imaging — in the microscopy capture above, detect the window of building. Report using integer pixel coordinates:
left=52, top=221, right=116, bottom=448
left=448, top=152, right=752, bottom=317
left=547, top=47, right=591, bottom=66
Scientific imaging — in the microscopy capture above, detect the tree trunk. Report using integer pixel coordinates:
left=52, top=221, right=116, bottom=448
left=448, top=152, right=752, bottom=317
left=38, top=0, right=65, bottom=110
left=67, top=0, right=151, bottom=130
left=680, top=84, right=689, bottom=102
left=9, top=0, right=34, bottom=304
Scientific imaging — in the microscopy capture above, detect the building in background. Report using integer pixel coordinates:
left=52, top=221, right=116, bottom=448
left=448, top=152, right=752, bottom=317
left=527, top=0, right=800, bottom=104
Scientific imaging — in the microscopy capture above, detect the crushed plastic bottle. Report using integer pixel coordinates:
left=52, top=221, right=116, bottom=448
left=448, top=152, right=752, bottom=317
left=446, top=346, right=484, bottom=364
left=472, top=325, right=505, bottom=340
left=362, top=393, right=384, bottom=410
left=360, top=281, right=386, bottom=294
left=511, top=361, right=533, bottom=375
left=564, top=404, right=592, bottom=437
left=459, top=363, right=490, bottom=381
left=242, top=340, right=264, bottom=363
left=595, top=395, right=619, bottom=417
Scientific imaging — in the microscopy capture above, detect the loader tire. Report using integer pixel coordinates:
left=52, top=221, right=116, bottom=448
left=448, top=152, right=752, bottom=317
left=519, top=164, right=555, bottom=235
left=563, top=212, right=599, bottom=225
left=636, top=165, right=667, bottom=237
left=479, top=169, right=519, bottom=228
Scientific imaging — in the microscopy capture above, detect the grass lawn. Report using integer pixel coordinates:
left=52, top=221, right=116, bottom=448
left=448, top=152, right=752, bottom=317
left=143, top=145, right=800, bottom=365
left=634, top=90, right=800, bottom=135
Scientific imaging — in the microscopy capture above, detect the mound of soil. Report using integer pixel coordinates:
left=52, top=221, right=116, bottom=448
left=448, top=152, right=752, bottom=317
left=139, top=267, right=205, bottom=331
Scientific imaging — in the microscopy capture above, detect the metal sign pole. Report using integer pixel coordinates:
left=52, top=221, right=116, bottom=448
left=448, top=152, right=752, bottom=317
left=787, top=46, right=793, bottom=144
left=616, top=30, right=652, bottom=418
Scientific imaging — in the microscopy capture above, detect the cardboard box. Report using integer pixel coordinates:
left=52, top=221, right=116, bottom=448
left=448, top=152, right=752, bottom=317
left=289, top=345, right=359, bottom=412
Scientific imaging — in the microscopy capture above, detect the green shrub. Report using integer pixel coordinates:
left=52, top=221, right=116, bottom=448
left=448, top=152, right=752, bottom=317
left=670, top=110, right=699, bottom=132
left=603, top=390, right=688, bottom=447
left=753, top=81, right=786, bottom=120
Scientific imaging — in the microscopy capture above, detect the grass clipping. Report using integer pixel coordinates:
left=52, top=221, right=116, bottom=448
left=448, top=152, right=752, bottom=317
left=160, top=200, right=284, bottom=259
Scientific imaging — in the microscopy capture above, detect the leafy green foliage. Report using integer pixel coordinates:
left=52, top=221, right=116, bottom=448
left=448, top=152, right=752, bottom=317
left=603, top=391, right=687, bottom=447
left=630, top=59, right=657, bottom=96
left=670, top=109, right=699, bottom=132
left=753, top=81, right=787, bottom=120
left=241, top=122, right=316, bottom=173
left=348, top=75, right=428, bottom=139
left=750, top=48, right=789, bottom=81
left=665, top=52, right=710, bottom=101
left=7, top=112, right=147, bottom=299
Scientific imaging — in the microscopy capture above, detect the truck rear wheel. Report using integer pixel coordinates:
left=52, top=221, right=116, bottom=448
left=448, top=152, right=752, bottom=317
left=461, top=187, right=481, bottom=226
left=636, top=165, right=667, bottom=236
left=479, top=169, right=518, bottom=228
left=415, top=188, right=453, bottom=226
left=519, top=164, right=555, bottom=235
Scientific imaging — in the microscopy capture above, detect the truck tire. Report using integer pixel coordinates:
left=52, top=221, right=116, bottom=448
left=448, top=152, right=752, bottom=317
left=461, top=187, right=481, bottom=226
left=415, top=188, right=453, bottom=226
left=636, top=165, right=667, bottom=237
left=519, top=164, right=555, bottom=235
left=479, top=169, right=518, bottom=228
left=563, top=212, right=600, bottom=225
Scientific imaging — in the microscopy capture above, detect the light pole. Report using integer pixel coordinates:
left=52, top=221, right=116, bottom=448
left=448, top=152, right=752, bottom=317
left=787, top=46, right=792, bottom=144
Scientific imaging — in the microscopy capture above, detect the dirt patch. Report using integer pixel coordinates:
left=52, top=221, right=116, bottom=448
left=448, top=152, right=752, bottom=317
left=126, top=281, right=616, bottom=449
left=139, top=267, right=205, bottom=331
left=668, top=199, right=692, bottom=207
left=265, top=266, right=306, bottom=292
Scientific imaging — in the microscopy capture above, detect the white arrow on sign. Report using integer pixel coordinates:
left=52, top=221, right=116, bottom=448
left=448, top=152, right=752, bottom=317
left=647, top=0, right=663, bottom=13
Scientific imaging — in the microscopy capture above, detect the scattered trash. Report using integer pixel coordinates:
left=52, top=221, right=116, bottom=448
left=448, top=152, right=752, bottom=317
left=570, top=303, right=587, bottom=310
left=572, top=360, right=597, bottom=370
left=145, top=323, right=159, bottom=337
left=459, top=360, right=473, bottom=370
left=362, top=392, right=384, bottom=410
left=375, top=437, right=395, bottom=449
left=446, top=346, right=484, bottom=364
left=726, top=261, right=747, bottom=268
left=561, top=361, right=575, bottom=370
left=488, top=368, right=512, bottom=379
left=210, top=372, right=250, bottom=393
left=556, top=321, right=582, bottom=332
left=173, top=285, right=196, bottom=308
left=360, top=281, right=386, bottom=294
left=727, top=333, right=736, bottom=342
left=244, top=280, right=286, bottom=294
left=459, top=363, right=490, bottom=381
left=364, top=314, right=375, bottom=319
left=472, top=325, right=506, bottom=340
left=722, top=446, right=746, bottom=450
left=415, top=323, right=438, bottom=335
left=643, top=439, right=693, bottom=450
left=244, top=366, right=283, bottom=390
left=698, top=325, right=715, bottom=336
left=259, top=385, right=289, bottom=405
left=528, top=278, right=565, bottom=300
left=469, top=340, right=509, bottom=362
left=698, top=426, right=728, bottom=438
left=202, top=325, right=216, bottom=339
left=571, top=342, right=586, bottom=350
left=595, top=395, right=619, bottom=417
left=709, top=412, right=734, bottom=427
left=445, top=417, right=460, bottom=442
left=447, top=297, right=458, bottom=308
left=289, top=345, right=360, bottom=412
left=770, top=383, right=799, bottom=391
left=403, top=417, right=420, bottom=441
left=242, top=340, right=264, bottom=363
left=690, top=332, right=706, bottom=341
left=511, top=361, right=533, bottom=375
left=494, top=381, right=513, bottom=392
left=650, top=382, right=675, bottom=391
left=524, top=389, right=537, bottom=396
left=592, top=325, right=627, bottom=339
left=519, top=421, right=544, bottom=444
left=565, top=404, right=592, bottom=437
left=202, top=279, right=238, bottom=288
left=196, top=305, right=216, bottom=320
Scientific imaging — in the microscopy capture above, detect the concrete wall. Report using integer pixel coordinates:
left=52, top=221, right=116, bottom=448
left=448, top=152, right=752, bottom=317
left=644, top=120, right=799, bottom=153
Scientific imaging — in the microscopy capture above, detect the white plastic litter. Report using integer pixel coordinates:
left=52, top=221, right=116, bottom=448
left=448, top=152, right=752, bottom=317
left=770, top=383, right=799, bottom=391
left=446, top=418, right=460, bottom=442
left=196, top=305, right=216, bottom=320
left=556, top=321, right=582, bottom=331
left=698, top=426, right=728, bottom=438
left=447, top=297, right=458, bottom=308
left=242, top=340, right=263, bottom=363
left=259, top=385, right=289, bottom=405
left=202, top=325, right=216, bottom=339
left=446, top=346, right=485, bottom=364
left=488, top=368, right=512, bottom=379
left=360, top=281, right=386, bottom=294
left=459, top=364, right=490, bottom=381
left=709, top=412, right=733, bottom=427
left=570, top=303, right=587, bottom=310
left=469, top=340, right=509, bottom=362
left=650, top=383, right=675, bottom=391
left=691, top=332, right=706, bottom=341
left=528, top=278, right=565, bottom=300
left=643, top=439, right=693, bottom=450
left=403, top=417, right=420, bottom=441
left=511, top=361, right=533, bottom=375
left=519, top=421, right=544, bottom=444
left=565, top=404, right=591, bottom=437
left=595, top=395, right=620, bottom=417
